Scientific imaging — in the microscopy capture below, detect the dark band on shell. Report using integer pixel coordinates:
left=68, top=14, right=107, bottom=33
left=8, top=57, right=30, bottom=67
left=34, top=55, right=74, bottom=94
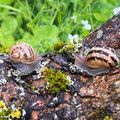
left=86, top=47, right=119, bottom=68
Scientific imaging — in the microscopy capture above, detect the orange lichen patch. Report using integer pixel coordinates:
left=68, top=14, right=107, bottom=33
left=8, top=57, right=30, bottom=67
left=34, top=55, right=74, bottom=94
left=31, top=110, right=39, bottom=120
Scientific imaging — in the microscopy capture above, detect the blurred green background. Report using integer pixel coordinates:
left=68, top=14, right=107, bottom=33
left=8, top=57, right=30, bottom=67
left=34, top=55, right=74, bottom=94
left=0, top=0, right=120, bottom=53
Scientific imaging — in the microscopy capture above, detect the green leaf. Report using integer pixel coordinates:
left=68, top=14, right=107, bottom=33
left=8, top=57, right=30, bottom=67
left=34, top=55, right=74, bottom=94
left=31, top=25, right=59, bottom=52
left=1, top=16, right=18, bottom=35
left=33, top=25, right=59, bottom=40
left=0, top=0, right=14, bottom=4
left=93, top=13, right=108, bottom=22
left=0, top=29, right=15, bottom=47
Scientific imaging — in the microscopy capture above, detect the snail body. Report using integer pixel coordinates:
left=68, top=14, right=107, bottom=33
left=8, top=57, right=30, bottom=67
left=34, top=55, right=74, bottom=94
left=9, top=42, right=41, bottom=75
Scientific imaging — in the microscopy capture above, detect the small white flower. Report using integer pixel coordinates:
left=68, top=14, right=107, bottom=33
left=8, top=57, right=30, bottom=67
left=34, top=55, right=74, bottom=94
left=68, top=34, right=74, bottom=44
left=68, top=34, right=79, bottom=44
left=81, top=20, right=91, bottom=30
left=113, top=7, right=120, bottom=15
left=81, top=20, right=88, bottom=25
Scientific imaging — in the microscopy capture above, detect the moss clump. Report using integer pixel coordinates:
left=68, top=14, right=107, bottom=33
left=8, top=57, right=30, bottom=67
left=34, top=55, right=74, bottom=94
left=0, top=46, right=9, bottom=53
left=53, top=41, right=65, bottom=52
left=58, top=43, right=75, bottom=53
left=53, top=41, right=75, bottom=53
left=104, top=116, right=113, bottom=120
left=44, top=68, right=70, bottom=93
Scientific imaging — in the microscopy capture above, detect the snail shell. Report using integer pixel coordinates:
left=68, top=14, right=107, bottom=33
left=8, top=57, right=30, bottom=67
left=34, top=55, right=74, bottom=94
left=73, top=46, right=119, bottom=76
left=9, top=42, right=41, bottom=75
left=86, top=47, right=119, bottom=68
left=9, top=42, right=36, bottom=64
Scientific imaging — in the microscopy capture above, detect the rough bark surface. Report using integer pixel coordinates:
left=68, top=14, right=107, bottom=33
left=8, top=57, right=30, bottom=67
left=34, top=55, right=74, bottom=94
left=0, top=13, right=120, bottom=120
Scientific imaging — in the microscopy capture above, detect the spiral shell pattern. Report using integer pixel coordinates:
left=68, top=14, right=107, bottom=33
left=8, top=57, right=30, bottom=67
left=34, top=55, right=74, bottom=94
left=9, top=42, right=36, bottom=64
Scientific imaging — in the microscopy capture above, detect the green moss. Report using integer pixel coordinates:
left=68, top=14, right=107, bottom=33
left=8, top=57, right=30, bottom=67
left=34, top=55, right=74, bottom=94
left=44, top=68, right=70, bottom=93
left=104, top=116, right=113, bottom=120
left=53, top=41, right=75, bottom=53
left=53, top=41, right=65, bottom=52
left=58, top=43, right=75, bottom=53
left=0, top=46, right=9, bottom=53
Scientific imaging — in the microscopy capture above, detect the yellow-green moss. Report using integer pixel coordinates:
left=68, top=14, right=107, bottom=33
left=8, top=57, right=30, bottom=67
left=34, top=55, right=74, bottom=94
left=104, top=116, right=113, bottom=120
left=44, top=68, right=70, bottom=93
left=53, top=41, right=75, bottom=53
left=0, top=46, right=9, bottom=53
left=58, top=43, right=75, bottom=53
left=53, top=41, right=65, bottom=52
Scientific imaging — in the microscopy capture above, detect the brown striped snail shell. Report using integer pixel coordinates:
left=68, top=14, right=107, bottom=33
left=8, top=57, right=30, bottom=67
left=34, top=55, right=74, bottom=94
left=9, top=42, right=41, bottom=75
left=9, top=42, right=36, bottom=64
left=73, top=46, right=119, bottom=76
left=86, top=46, right=119, bottom=68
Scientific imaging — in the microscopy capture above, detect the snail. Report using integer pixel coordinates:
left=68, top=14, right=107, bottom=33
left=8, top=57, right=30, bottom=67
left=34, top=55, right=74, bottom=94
left=70, top=12, right=120, bottom=76
left=8, top=42, right=41, bottom=75
left=72, top=46, right=119, bottom=76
